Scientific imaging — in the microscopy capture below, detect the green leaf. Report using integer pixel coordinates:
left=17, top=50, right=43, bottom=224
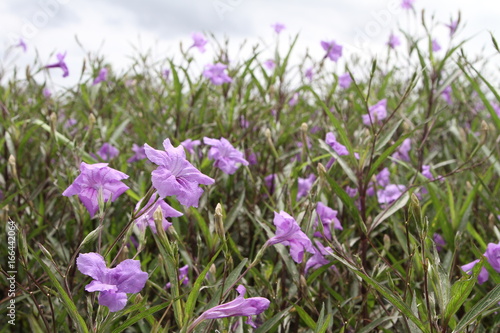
left=254, top=306, right=293, bottom=333
left=111, top=303, right=170, bottom=333
left=452, top=284, right=500, bottom=333
left=183, top=248, right=223, bottom=326
left=294, top=305, right=316, bottom=329
left=33, top=244, right=89, bottom=333
left=443, top=259, right=482, bottom=327
left=369, top=192, right=410, bottom=234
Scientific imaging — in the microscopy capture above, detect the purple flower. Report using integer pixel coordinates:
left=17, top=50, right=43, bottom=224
left=392, top=138, right=411, bottom=162
left=378, top=184, right=406, bottom=206
left=162, top=69, right=170, bottom=81
left=432, top=39, right=441, bottom=52
left=345, top=186, right=358, bottom=198
left=314, top=202, right=342, bottom=239
left=180, top=139, right=201, bottom=155
left=134, top=193, right=182, bottom=233
left=65, top=118, right=77, bottom=129
left=401, top=0, right=415, bottom=9
left=485, top=242, right=500, bottom=272
left=387, top=34, right=401, bottom=49
left=62, top=162, right=129, bottom=217
left=246, top=150, right=258, bottom=165
left=192, top=285, right=270, bottom=329
left=95, top=143, right=119, bottom=161
left=93, top=68, right=108, bottom=85
left=362, top=99, right=387, bottom=125
left=204, top=137, right=249, bottom=175
left=321, top=40, right=343, bottom=62
left=442, top=86, right=452, bottom=105
left=43, top=88, right=51, bottom=98
left=376, top=168, right=391, bottom=187
left=165, top=265, right=190, bottom=288
left=127, top=144, right=147, bottom=163
left=190, top=33, right=208, bottom=53
left=76, top=253, right=148, bottom=312
left=305, top=67, right=314, bottom=82
left=461, top=259, right=489, bottom=285
left=264, top=59, right=276, bottom=70
left=144, top=139, right=215, bottom=207
left=433, top=233, right=446, bottom=251
left=288, top=92, right=299, bottom=106
left=338, top=73, right=352, bottom=89
left=203, top=63, right=232, bottom=85
left=266, top=211, right=315, bottom=263
left=445, top=20, right=458, bottom=37
left=297, top=174, right=316, bottom=200
left=305, top=241, right=334, bottom=274
left=16, top=39, right=27, bottom=52
left=422, top=165, right=434, bottom=180
left=325, top=132, right=348, bottom=156
left=265, top=174, right=276, bottom=194
left=45, top=52, right=69, bottom=78
left=271, top=23, right=286, bottom=34
left=240, top=115, right=250, bottom=128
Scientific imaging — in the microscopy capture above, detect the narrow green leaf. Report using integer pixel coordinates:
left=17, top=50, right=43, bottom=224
left=294, top=305, right=316, bottom=329
left=111, top=303, right=170, bottom=333
left=452, top=284, right=500, bottom=333
left=33, top=245, right=89, bottom=333
left=254, top=306, right=293, bottom=333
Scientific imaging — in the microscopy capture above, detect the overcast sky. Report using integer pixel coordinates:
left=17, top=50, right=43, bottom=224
left=1, top=0, right=499, bottom=87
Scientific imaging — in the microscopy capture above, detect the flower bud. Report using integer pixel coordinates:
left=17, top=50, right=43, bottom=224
left=8, top=155, right=18, bottom=181
left=214, top=203, right=225, bottom=241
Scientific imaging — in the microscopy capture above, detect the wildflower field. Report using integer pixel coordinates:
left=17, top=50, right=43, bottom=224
left=2, top=4, right=500, bottom=333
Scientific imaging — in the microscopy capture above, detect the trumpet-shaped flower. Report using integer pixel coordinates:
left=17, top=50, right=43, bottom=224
left=460, top=259, right=489, bottom=285
left=191, top=285, right=270, bottom=329
left=485, top=242, right=500, bottom=272
left=401, top=0, right=415, bottom=9
left=16, top=39, right=27, bottom=52
left=62, top=162, right=129, bottom=217
left=191, top=33, right=208, bottom=53
left=305, top=241, right=335, bottom=274
left=321, top=40, right=343, bottom=62
left=315, top=202, right=342, bottom=240
left=203, top=63, right=232, bottom=85
left=93, top=68, right=108, bottom=85
left=264, top=59, right=276, bottom=70
left=45, top=52, right=69, bottom=77
left=442, top=86, right=452, bottom=105
left=432, top=39, right=441, bottom=52
left=203, top=137, right=249, bottom=175
left=271, top=23, right=286, bottom=34
left=338, top=73, right=352, bottom=89
left=77, top=253, right=148, bottom=312
left=446, top=20, right=458, bottom=36
left=134, top=193, right=182, bottom=233
left=165, top=265, right=190, bottom=288
left=127, top=144, right=147, bottom=163
left=145, top=139, right=214, bottom=207
left=95, top=143, right=119, bottom=161
left=266, top=211, right=315, bottom=263
left=305, top=67, right=314, bottom=81
left=433, top=233, right=446, bottom=251
left=297, top=174, right=316, bottom=200
left=325, top=132, right=348, bottom=156
left=378, top=184, right=406, bottom=206
left=392, top=138, right=411, bottom=162
left=362, top=99, right=387, bottom=125
left=387, top=34, right=401, bottom=49
left=181, top=139, right=201, bottom=155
